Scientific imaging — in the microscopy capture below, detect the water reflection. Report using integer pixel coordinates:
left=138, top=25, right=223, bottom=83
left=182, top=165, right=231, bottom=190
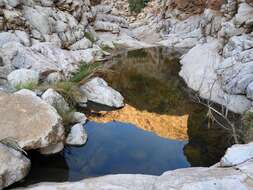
left=184, top=111, right=234, bottom=166
left=11, top=47, right=234, bottom=188
left=64, top=121, right=189, bottom=181
left=92, top=47, right=206, bottom=140
left=92, top=46, right=233, bottom=167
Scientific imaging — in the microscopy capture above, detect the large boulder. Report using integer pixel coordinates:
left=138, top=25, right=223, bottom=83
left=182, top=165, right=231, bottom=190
left=15, top=162, right=253, bottom=190
left=179, top=40, right=251, bottom=113
left=0, top=143, right=30, bottom=189
left=41, top=88, right=70, bottom=114
left=16, top=174, right=156, bottom=190
left=154, top=167, right=250, bottom=190
left=220, top=142, right=253, bottom=167
left=80, top=77, right=124, bottom=108
left=217, top=35, right=253, bottom=95
left=0, top=92, right=64, bottom=150
left=0, top=42, right=103, bottom=77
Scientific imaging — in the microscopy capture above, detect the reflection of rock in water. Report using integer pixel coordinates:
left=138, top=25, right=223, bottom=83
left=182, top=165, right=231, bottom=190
left=184, top=110, right=235, bottom=167
left=94, top=47, right=235, bottom=167
left=92, top=47, right=206, bottom=140
left=90, top=104, right=189, bottom=140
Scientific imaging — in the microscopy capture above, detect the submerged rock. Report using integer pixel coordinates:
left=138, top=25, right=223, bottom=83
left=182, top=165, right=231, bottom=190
left=0, top=143, right=30, bottom=189
left=66, top=123, right=88, bottom=146
left=0, top=92, right=64, bottom=150
left=80, top=77, right=124, bottom=108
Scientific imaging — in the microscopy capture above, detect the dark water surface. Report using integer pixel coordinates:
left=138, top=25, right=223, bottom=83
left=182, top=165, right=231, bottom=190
left=11, top=47, right=234, bottom=188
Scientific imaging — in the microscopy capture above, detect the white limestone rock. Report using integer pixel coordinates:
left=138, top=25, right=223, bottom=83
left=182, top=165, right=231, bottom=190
left=14, top=166, right=253, bottom=190
left=66, top=123, right=87, bottom=146
left=154, top=167, right=249, bottom=190
left=14, top=30, right=31, bottom=47
left=18, top=174, right=156, bottom=190
left=220, top=142, right=253, bottom=167
left=14, top=89, right=37, bottom=97
left=69, top=38, right=92, bottom=50
left=80, top=77, right=124, bottom=108
left=1, top=42, right=102, bottom=77
left=45, top=72, right=64, bottom=84
left=71, top=112, right=87, bottom=124
left=0, top=143, right=30, bottom=189
left=0, top=32, right=20, bottom=48
left=96, top=14, right=129, bottom=28
left=217, top=35, right=253, bottom=95
left=247, top=82, right=253, bottom=100
left=41, top=88, right=70, bottom=113
left=179, top=40, right=251, bottom=113
left=235, top=3, right=253, bottom=27
left=7, top=69, right=39, bottom=89
left=94, top=21, right=120, bottom=34
left=23, top=6, right=51, bottom=35
left=0, top=92, right=65, bottom=150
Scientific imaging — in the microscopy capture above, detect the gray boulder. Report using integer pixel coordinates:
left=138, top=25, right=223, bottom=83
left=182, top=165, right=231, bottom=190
left=220, top=142, right=253, bottom=167
left=0, top=143, right=30, bottom=189
left=179, top=40, right=251, bottom=114
left=41, top=88, right=70, bottom=114
left=80, top=77, right=124, bottom=108
left=66, top=123, right=87, bottom=146
left=0, top=92, right=64, bottom=150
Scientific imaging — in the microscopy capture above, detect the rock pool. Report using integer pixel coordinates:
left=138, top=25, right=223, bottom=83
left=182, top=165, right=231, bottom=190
left=11, top=47, right=234, bottom=188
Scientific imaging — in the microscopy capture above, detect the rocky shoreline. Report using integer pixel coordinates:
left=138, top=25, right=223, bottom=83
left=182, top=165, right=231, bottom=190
left=12, top=143, right=253, bottom=190
left=0, top=0, right=253, bottom=189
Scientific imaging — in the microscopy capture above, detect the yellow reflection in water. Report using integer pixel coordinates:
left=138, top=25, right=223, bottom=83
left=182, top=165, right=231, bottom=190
left=90, top=104, right=189, bottom=141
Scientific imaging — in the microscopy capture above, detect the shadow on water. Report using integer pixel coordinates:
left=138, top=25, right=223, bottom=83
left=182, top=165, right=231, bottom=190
left=10, top=47, right=235, bottom=188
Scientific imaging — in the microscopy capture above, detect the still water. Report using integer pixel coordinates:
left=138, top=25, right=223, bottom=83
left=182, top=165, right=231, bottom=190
left=65, top=121, right=189, bottom=181
left=11, top=47, right=233, bottom=188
